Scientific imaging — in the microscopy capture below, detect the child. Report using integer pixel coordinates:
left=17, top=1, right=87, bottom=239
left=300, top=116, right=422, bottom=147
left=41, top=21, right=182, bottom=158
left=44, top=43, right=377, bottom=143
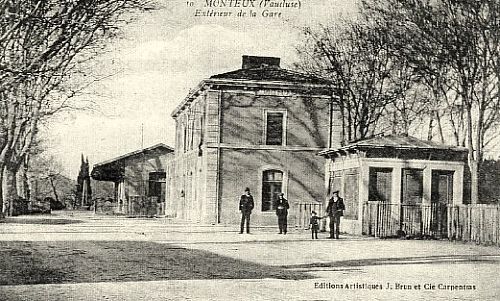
left=309, top=211, right=322, bottom=239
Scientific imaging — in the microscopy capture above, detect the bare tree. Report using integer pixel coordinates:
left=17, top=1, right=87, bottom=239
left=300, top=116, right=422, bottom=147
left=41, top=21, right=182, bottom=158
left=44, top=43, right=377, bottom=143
left=296, top=19, right=403, bottom=142
left=0, top=0, right=154, bottom=215
left=28, top=154, right=66, bottom=204
left=382, top=58, right=434, bottom=137
left=362, top=0, right=500, bottom=203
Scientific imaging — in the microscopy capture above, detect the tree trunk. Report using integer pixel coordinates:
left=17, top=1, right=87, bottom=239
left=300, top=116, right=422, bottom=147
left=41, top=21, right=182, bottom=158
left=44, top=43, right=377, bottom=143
left=16, top=168, right=28, bottom=200
left=469, top=160, right=479, bottom=204
left=435, top=111, right=445, bottom=144
left=391, top=111, right=397, bottom=134
left=0, top=165, right=3, bottom=218
left=427, top=112, right=434, bottom=141
left=30, top=178, right=39, bottom=202
left=2, top=165, right=19, bottom=216
left=49, top=176, right=60, bottom=204
left=466, top=104, right=478, bottom=204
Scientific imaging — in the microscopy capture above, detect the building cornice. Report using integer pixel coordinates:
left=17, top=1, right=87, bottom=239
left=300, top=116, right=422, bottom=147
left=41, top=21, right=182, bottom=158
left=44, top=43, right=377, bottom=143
left=205, top=143, right=326, bottom=152
left=171, top=78, right=334, bottom=118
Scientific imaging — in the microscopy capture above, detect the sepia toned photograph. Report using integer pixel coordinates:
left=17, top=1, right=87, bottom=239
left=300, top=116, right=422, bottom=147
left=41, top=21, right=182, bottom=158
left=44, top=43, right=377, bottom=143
left=0, top=0, right=499, bottom=300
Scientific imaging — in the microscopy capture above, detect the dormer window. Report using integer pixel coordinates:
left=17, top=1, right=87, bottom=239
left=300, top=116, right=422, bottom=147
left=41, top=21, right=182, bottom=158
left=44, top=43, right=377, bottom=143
left=265, top=110, right=287, bottom=145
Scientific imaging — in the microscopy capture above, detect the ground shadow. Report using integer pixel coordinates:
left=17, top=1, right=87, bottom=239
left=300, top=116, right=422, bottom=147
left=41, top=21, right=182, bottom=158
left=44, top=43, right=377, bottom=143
left=282, top=254, right=500, bottom=270
left=0, top=241, right=312, bottom=285
left=0, top=218, right=84, bottom=225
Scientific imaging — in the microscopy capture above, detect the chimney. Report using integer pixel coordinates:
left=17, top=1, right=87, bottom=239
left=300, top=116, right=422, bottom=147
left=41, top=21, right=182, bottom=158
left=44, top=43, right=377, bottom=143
left=242, top=55, right=280, bottom=69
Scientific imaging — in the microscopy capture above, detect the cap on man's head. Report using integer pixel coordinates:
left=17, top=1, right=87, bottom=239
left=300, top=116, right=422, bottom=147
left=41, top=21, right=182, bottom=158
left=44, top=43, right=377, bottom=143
left=245, top=187, right=250, bottom=192
left=279, top=192, right=284, bottom=196
left=332, top=190, right=339, bottom=195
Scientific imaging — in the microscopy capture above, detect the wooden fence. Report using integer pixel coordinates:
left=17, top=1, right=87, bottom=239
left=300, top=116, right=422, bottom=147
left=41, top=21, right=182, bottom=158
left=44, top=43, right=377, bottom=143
left=295, top=203, right=324, bottom=229
left=363, top=202, right=500, bottom=246
left=363, top=202, right=451, bottom=238
left=362, top=202, right=400, bottom=238
left=448, top=204, right=500, bottom=246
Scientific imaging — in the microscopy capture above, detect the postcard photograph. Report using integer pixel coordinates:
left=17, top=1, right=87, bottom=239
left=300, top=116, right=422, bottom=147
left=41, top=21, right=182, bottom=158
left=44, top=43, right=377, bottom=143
left=0, top=0, right=500, bottom=300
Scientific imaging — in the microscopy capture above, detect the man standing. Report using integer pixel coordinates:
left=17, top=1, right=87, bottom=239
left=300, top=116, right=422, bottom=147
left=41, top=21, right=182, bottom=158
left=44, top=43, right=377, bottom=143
left=326, top=190, right=345, bottom=239
left=239, top=187, right=254, bottom=234
left=275, top=193, right=290, bottom=234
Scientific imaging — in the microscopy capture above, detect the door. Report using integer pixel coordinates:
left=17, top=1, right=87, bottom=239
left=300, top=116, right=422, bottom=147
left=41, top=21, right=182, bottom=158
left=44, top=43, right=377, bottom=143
left=368, top=168, right=394, bottom=235
left=148, top=171, right=166, bottom=216
left=262, top=170, right=283, bottom=212
left=431, top=171, right=454, bottom=237
left=401, top=169, right=423, bottom=236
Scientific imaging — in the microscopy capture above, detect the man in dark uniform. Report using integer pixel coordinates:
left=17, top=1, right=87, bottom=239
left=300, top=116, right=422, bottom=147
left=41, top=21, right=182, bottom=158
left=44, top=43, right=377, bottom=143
left=326, top=190, right=345, bottom=239
left=275, top=193, right=290, bottom=234
left=239, top=187, right=254, bottom=234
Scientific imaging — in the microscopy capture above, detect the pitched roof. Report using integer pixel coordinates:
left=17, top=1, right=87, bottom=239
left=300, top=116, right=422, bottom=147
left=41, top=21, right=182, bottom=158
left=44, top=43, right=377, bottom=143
left=320, top=135, right=468, bottom=156
left=348, top=135, right=466, bottom=150
left=171, top=67, right=333, bottom=118
left=91, top=143, right=174, bottom=181
left=210, top=66, right=332, bottom=85
left=93, top=143, right=173, bottom=168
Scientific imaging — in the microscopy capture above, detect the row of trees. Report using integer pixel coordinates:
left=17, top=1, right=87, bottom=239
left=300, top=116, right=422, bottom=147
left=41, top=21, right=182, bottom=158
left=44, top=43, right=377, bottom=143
left=297, top=0, right=500, bottom=203
left=0, top=0, right=152, bottom=216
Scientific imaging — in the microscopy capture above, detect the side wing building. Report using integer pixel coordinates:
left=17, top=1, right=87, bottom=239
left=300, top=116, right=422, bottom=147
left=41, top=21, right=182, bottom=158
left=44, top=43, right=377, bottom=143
left=91, top=143, right=174, bottom=216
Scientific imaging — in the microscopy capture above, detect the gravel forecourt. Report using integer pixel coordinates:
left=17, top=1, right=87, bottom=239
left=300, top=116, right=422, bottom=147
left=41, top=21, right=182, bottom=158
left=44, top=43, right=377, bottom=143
left=0, top=212, right=499, bottom=300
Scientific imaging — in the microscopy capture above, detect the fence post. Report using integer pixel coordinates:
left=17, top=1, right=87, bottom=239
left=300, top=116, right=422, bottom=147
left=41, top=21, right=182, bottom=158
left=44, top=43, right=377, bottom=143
left=478, top=206, right=481, bottom=244
left=298, top=204, right=302, bottom=229
left=448, top=205, right=454, bottom=240
left=295, top=203, right=299, bottom=228
left=446, top=204, right=452, bottom=240
left=467, top=205, right=471, bottom=242
left=497, top=206, right=500, bottom=247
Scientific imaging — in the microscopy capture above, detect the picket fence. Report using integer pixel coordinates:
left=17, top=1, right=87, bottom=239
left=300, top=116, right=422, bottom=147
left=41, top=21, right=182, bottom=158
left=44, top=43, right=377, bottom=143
left=295, top=203, right=324, bottom=229
left=362, top=201, right=500, bottom=246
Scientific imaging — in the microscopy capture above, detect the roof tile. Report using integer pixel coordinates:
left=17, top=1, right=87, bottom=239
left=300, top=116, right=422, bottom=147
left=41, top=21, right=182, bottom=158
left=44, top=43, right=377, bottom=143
left=210, top=66, right=332, bottom=85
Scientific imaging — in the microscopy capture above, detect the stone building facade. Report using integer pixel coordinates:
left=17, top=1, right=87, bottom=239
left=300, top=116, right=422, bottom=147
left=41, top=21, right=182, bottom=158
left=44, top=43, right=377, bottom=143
left=167, top=55, right=341, bottom=225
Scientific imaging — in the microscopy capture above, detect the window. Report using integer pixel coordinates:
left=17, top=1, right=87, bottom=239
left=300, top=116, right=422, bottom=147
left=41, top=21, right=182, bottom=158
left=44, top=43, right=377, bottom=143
left=402, top=169, right=423, bottom=205
left=329, top=168, right=359, bottom=220
left=261, top=170, right=283, bottom=211
left=369, top=168, right=393, bottom=202
left=343, top=171, right=359, bottom=219
left=265, top=111, right=286, bottom=145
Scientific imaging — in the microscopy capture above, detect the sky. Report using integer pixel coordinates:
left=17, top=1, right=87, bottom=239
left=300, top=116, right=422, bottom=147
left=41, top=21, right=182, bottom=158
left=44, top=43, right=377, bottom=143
left=41, top=0, right=356, bottom=177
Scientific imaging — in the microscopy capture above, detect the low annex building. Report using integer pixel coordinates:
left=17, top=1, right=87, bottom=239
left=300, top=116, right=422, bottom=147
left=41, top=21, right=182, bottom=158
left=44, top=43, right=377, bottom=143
left=91, top=143, right=174, bottom=216
left=320, top=135, right=468, bottom=236
left=167, top=55, right=342, bottom=225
